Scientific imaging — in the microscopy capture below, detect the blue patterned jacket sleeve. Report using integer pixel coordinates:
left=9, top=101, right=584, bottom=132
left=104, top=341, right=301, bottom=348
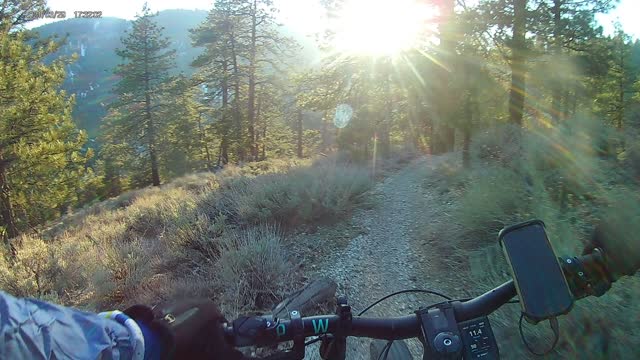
left=0, top=290, right=136, bottom=359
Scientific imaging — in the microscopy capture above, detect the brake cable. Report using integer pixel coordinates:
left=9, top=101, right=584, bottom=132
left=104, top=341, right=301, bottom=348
left=358, top=289, right=453, bottom=316
left=361, top=289, right=452, bottom=360
left=304, top=289, right=452, bottom=348
left=377, top=341, right=393, bottom=360
left=304, top=291, right=519, bottom=349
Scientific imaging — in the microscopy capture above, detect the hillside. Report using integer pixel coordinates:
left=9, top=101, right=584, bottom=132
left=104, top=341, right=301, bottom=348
left=33, top=9, right=208, bottom=138
left=0, top=157, right=374, bottom=312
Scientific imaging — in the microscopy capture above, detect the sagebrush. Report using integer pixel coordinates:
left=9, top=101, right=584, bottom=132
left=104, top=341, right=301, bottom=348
left=429, top=120, right=640, bottom=358
left=0, top=158, right=371, bottom=314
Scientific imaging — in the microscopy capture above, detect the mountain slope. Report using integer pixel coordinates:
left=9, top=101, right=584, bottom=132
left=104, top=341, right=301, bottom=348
left=33, top=10, right=207, bottom=138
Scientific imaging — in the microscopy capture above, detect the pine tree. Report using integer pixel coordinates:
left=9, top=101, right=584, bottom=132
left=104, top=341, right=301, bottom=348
left=0, top=0, right=46, bottom=28
left=595, top=27, right=634, bottom=130
left=531, top=0, right=616, bottom=122
left=191, top=0, right=245, bottom=164
left=109, top=4, right=176, bottom=186
left=0, top=26, right=91, bottom=242
left=192, top=0, right=297, bottom=163
left=240, top=0, right=297, bottom=160
left=161, top=76, right=215, bottom=175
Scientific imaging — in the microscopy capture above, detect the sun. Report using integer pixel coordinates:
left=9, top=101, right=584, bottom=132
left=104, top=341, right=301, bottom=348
left=331, top=0, right=438, bottom=57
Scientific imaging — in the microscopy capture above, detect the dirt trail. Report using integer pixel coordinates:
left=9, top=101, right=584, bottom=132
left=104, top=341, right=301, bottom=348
left=306, top=155, right=455, bottom=359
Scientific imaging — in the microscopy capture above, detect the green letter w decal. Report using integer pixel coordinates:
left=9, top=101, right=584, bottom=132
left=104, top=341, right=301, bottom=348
left=312, top=318, right=329, bottom=334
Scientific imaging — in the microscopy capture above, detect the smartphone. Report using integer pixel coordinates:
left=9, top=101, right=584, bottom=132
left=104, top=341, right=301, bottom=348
left=499, top=220, right=573, bottom=323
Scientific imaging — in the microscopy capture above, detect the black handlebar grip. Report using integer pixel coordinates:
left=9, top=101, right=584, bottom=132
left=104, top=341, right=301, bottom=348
left=562, top=249, right=613, bottom=299
left=586, top=204, right=640, bottom=278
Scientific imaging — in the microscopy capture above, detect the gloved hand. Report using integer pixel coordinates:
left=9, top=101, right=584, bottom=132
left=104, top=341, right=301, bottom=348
left=583, top=203, right=640, bottom=278
left=124, top=299, right=246, bottom=360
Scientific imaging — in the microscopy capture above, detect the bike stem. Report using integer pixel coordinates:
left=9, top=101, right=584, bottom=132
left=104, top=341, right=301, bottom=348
left=319, top=296, right=352, bottom=360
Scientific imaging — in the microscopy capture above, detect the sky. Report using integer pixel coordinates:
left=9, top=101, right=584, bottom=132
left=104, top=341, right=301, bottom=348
left=27, top=0, right=640, bottom=40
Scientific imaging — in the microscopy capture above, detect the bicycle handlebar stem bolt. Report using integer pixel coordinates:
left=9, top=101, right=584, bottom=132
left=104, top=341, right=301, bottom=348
left=434, top=333, right=461, bottom=353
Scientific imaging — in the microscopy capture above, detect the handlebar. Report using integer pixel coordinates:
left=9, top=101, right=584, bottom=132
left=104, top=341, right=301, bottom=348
left=223, top=249, right=613, bottom=348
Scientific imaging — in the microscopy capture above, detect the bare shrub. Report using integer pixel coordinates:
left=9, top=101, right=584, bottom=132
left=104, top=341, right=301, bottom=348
left=221, top=164, right=372, bottom=227
left=166, top=172, right=219, bottom=194
left=216, top=226, right=292, bottom=316
left=0, top=236, right=61, bottom=298
left=1, top=157, right=365, bottom=315
left=443, top=119, right=640, bottom=358
left=454, top=166, right=532, bottom=246
left=91, top=236, right=165, bottom=308
left=471, top=123, right=523, bottom=167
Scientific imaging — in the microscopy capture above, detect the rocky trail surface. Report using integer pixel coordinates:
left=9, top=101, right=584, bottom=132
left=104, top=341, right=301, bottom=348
left=305, top=155, right=457, bottom=359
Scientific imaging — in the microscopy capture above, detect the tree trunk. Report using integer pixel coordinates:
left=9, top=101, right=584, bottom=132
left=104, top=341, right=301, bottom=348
left=463, top=127, right=471, bottom=168
left=409, top=90, right=421, bottom=150
left=551, top=0, right=563, bottom=123
left=422, top=110, right=434, bottom=155
left=197, top=114, right=213, bottom=170
left=0, top=166, right=18, bottom=243
left=462, top=67, right=473, bottom=168
left=445, top=127, right=455, bottom=152
left=380, top=74, right=392, bottom=157
left=618, top=40, right=625, bottom=130
left=261, top=125, right=267, bottom=160
left=230, top=32, right=244, bottom=162
left=144, top=68, right=160, bottom=186
left=321, top=111, right=329, bottom=152
left=255, top=94, right=262, bottom=159
left=219, top=139, right=229, bottom=166
left=220, top=60, right=230, bottom=165
left=509, top=0, right=527, bottom=126
left=431, top=0, right=457, bottom=153
left=247, top=0, right=258, bottom=161
left=296, top=108, right=303, bottom=158
left=462, top=96, right=472, bottom=168
left=364, top=139, right=369, bottom=161
left=147, top=107, right=160, bottom=186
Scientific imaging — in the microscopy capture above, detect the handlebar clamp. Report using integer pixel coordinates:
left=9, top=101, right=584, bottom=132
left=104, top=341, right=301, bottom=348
left=561, top=248, right=612, bottom=299
left=417, top=303, right=462, bottom=359
left=290, top=310, right=305, bottom=359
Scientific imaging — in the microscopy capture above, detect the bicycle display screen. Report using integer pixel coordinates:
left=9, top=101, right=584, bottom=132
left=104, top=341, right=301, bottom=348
left=458, top=317, right=499, bottom=359
left=499, top=220, right=573, bottom=323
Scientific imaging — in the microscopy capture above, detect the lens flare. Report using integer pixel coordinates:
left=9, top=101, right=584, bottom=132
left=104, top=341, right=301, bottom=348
left=334, top=103, right=353, bottom=128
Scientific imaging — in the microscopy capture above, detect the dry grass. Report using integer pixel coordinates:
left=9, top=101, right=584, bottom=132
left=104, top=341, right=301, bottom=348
left=216, top=226, right=292, bottom=317
left=218, top=163, right=372, bottom=228
left=421, top=121, right=640, bottom=358
left=1, top=157, right=371, bottom=314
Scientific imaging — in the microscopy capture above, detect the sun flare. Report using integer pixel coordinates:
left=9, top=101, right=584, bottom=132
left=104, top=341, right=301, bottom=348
left=332, top=0, right=438, bottom=56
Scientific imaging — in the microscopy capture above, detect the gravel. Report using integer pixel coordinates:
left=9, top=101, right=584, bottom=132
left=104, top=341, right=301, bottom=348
left=304, top=156, right=451, bottom=359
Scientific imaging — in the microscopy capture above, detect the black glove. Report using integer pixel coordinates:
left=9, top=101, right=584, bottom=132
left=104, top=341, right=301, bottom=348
left=583, top=208, right=640, bottom=278
left=124, top=299, right=246, bottom=360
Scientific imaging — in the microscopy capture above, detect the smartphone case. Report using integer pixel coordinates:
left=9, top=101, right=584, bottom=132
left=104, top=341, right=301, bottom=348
left=498, top=220, right=574, bottom=323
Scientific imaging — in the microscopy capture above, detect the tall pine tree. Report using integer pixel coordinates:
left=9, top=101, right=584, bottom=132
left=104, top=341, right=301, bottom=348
left=108, top=4, right=176, bottom=186
left=0, top=25, right=91, bottom=242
